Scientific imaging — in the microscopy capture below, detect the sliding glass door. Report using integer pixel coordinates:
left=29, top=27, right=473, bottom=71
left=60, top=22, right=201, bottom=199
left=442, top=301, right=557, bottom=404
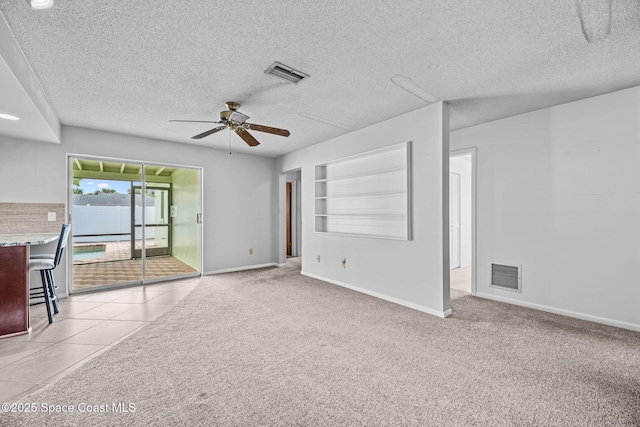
left=132, top=184, right=171, bottom=259
left=70, top=156, right=201, bottom=291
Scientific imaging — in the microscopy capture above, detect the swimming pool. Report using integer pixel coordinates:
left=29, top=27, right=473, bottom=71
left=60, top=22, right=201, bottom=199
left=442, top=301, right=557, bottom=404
left=73, top=245, right=106, bottom=260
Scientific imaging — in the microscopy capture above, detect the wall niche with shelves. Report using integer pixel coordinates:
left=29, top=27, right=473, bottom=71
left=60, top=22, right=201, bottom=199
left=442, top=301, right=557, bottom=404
left=314, top=142, right=411, bottom=240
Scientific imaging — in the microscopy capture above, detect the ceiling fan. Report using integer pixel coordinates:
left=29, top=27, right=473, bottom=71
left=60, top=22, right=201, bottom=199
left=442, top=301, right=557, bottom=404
left=169, top=102, right=290, bottom=147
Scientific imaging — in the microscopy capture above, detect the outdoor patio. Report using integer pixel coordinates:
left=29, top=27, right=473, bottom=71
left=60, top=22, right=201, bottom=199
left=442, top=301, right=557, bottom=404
left=72, top=240, right=197, bottom=289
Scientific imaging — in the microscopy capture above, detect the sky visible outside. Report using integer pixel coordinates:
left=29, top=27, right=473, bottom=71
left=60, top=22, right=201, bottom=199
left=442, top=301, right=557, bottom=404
left=76, top=179, right=133, bottom=194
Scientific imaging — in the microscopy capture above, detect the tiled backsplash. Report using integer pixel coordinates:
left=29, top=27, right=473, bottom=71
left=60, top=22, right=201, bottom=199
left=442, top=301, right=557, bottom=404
left=0, top=203, right=65, bottom=234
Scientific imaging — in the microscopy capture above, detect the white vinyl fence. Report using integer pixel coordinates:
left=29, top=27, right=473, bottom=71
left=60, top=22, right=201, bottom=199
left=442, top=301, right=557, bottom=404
left=73, top=205, right=156, bottom=243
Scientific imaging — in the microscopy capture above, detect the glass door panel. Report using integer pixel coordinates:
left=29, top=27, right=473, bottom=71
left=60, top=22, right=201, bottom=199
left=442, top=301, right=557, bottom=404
left=71, top=159, right=143, bottom=291
left=144, top=170, right=201, bottom=280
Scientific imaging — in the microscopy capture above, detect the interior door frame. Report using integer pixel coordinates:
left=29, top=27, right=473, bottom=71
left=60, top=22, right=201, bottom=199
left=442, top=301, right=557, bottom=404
left=449, top=171, right=461, bottom=269
left=449, top=147, right=477, bottom=296
left=286, top=181, right=292, bottom=256
left=278, top=169, right=302, bottom=266
left=66, top=153, right=204, bottom=294
left=290, top=178, right=301, bottom=257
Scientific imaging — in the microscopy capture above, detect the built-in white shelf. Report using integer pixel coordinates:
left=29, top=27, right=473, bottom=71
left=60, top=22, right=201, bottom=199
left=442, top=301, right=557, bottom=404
left=314, top=166, right=406, bottom=183
left=314, top=142, right=411, bottom=240
left=314, top=190, right=405, bottom=200
left=315, top=214, right=407, bottom=218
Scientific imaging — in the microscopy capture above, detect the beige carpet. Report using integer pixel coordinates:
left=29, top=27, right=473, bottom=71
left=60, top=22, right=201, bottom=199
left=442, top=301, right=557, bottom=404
left=2, top=258, right=639, bottom=426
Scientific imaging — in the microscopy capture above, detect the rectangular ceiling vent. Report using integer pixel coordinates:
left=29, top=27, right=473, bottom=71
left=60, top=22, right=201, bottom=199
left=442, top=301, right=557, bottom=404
left=265, top=61, right=309, bottom=84
left=490, top=263, right=522, bottom=292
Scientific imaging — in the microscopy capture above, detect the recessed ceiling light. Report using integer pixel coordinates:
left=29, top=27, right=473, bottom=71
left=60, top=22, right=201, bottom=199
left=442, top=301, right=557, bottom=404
left=390, top=75, right=438, bottom=104
left=26, top=0, right=54, bottom=10
left=0, top=113, right=20, bottom=121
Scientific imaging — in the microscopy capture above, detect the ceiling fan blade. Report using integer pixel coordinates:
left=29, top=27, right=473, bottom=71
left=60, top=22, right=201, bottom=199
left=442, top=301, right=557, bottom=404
left=235, top=128, right=260, bottom=146
left=192, top=125, right=227, bottom=139
left=170, top=120, right=221, bottom=123
left=246, top=123, right=290, bottom=137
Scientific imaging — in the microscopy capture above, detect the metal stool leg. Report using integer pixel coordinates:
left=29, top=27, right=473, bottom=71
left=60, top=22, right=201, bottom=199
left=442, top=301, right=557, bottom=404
left=40, top=270, right=53, bottom=324
left=46, top=269, right=59, bottom=314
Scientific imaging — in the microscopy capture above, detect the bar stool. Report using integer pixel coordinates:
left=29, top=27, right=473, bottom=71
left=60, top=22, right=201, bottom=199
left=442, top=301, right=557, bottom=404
left=29, top=224, right=70, bottom=324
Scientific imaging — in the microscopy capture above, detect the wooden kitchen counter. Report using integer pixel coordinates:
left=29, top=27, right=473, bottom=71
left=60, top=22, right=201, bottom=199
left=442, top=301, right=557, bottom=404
left=0, top=233, right=58, bottom=338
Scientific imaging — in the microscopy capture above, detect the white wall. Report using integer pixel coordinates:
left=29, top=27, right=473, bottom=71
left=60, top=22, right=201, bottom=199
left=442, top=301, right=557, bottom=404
left=450, top=155, right=472, bottom=268
left=278, top=103, right=450, bottom=317
left=0, top=126, right=278, bottom=293
left=450, top=86, right=640, bottom=330
left=171, top=168, right=200, bottom=270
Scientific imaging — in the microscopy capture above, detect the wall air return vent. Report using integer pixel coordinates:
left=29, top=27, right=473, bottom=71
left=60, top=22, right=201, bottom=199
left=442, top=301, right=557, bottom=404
left=490, top=263, right=522, bottom=292
left=265, top=62, right=309, bottom=84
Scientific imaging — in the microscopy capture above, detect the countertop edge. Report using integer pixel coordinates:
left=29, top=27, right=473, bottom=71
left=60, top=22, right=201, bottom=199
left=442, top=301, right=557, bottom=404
left=0, top=234, right=59, bottom=247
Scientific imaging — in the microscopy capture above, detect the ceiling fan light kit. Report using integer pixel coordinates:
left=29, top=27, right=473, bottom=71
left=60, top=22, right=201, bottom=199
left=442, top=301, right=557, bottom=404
left=170, top=102, right=290, bottom=147
left=26, top=0, right=54, bottom=10
left=229, top=111, right=249, bottom=124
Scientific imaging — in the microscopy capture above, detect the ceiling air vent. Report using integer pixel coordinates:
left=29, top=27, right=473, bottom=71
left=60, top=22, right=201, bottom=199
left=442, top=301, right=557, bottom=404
left=265, top=62, right=309, bottom=84
left=490, top=263, right=522, bottom=292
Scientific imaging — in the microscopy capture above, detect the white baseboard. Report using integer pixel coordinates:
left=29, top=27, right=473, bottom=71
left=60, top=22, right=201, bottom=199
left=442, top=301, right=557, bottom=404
left=204, top=263, right=276, bottom=276
left=475, top=292, right=640, bottom=332
left=276, top=263, right=287, bottom=267
left=301, top=271, right=451, bottom=318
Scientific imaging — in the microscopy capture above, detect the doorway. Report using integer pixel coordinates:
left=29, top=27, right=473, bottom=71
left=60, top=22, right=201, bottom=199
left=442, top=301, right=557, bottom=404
left=69, top=156, right=202, bottom=291
left=283, top=169, right=302, bottom=263
left=449, top=150, right=475, bottom=295
left=450, top=172, right=461, bottom=269
left=286, top=181, right=292, bottom=256
left=131, top=183, right=171, bottom=258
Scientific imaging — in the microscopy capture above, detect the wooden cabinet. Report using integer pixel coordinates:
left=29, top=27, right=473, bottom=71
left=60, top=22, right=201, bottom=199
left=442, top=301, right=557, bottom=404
left=0, top=233, right=57, bottom=339
left=314, top=142, right=411, bottom=240
left=0, top=245, right=30, bottom=338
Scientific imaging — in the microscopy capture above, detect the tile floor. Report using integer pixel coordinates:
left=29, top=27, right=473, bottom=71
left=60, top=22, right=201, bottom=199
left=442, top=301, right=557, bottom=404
left=0, top=276, right=199, bottom=404
left=450, top=266, right=472, bottom=292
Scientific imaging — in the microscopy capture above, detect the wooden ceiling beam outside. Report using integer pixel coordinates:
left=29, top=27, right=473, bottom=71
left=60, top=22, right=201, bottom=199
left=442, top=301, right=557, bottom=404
left=73, top=170, right=171, bottom=183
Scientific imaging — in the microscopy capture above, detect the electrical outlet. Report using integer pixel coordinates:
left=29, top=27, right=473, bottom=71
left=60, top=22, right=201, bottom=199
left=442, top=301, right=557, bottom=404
left=341, top=258, right=346, bottom=268
left=249, top=248, right=253, bottom=255
left=316, top=255, right=321, bottom=262
left=47, top=212, right=56, bottom=222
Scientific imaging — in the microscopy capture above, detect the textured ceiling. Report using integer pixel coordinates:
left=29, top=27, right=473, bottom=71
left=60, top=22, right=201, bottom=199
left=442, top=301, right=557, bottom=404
left=1, top=0, right=639, bottom=157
